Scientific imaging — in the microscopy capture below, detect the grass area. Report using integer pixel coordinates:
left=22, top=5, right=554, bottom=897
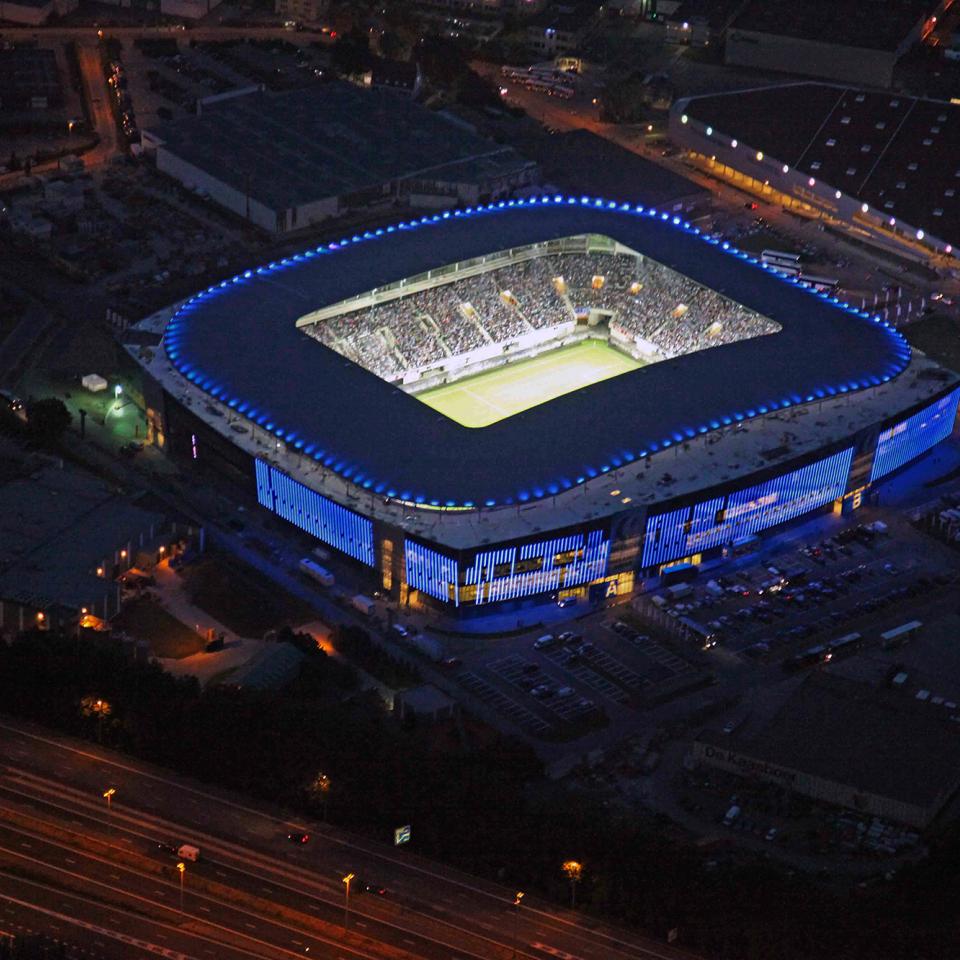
left=181, top=554, right=314, bottom=638
left=113, top=597, right=204, bottom=659
left=416, top=339, right=643, bottom=428
left=905, top=313, right=960, bottom=372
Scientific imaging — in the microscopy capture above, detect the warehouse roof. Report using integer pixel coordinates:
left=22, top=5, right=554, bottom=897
left=683, top=83, right=960, bottom=250
left=160, top=196, right=911, bottom=507
left=730, top=0, right=933, bottom=52
left=0, top=466, right=164, bottom=611
left=702, top=672, right=960, bottom=811
left=146, top=84, right=533, bottom=212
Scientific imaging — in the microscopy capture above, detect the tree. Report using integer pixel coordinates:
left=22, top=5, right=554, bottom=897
left=331, top=27, right=371, bottom=78
left=27, top=397, right=71, bottom=445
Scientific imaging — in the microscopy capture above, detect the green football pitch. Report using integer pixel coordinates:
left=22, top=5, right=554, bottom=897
left=416, top=339, right=643, bottom=428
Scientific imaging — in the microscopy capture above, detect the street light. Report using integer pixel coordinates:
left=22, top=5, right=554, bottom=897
left=562, top=860, right=582, bottom=909
left=177, top=861, right=186, bottom=913
left=103, top=786, right=116, bottom=832
left=310, top=772, right=331, bottom=822
left=513, top=891, right=524, bottom=957
left=342, top=873, right=354, bottom=932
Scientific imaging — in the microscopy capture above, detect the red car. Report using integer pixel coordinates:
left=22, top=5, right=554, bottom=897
left=287, top=832, right=310, bottom=844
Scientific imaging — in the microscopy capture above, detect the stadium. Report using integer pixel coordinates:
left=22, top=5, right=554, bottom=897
left=128, top=196, right=960, bottom=621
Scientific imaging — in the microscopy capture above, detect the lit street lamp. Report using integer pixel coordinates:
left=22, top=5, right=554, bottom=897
left=342, top=873, right=354, bottom=932
left=103, top=786, right=116, bottom=832
left=310, top=772, right=331, bottom=822
left=177, top=861, right=186, bottom=913
left=513, top=891, right=524, bottom=957
left=562, top=860, right=582, bottom=909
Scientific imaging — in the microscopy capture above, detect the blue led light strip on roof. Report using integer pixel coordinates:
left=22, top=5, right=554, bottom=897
left=163, top=194, right=914, bottom=509
left=641, top=448, right=854, bottom=567
left=404, top=540, right=460, bottom=607
left=255, top=459, right=375, bottom=566
left=869, top=387, right=960, bottom=483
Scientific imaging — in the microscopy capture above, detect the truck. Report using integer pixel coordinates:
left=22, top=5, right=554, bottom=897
left=407, top=632, right=443, bottom=663
left=351, top=594, right=375, bottom=616
left=299, top=557, right=334, bottom=587
left=665, top=582, right=693, bottom=601
left=177, top=844, right=200, bottom=862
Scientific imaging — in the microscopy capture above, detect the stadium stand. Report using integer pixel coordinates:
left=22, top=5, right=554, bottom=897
left=306, top=252, right=778, bottom=381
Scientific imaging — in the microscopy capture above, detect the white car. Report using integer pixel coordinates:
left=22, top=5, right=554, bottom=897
left=556, top=686, right=574, bottom=698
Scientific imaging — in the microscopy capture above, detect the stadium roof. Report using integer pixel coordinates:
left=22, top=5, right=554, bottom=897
left=146, top=84, right=533, bottom=213
left=162, top=197, right=911, bottom=508
left=730, top=0, right=933, bottom=52
left=683, top=83, right=960, bottom=251
left=700, top=672, right=960, bottom=812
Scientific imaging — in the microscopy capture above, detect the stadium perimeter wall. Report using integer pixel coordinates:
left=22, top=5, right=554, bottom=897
left=148, top=371, right=960, bottom=620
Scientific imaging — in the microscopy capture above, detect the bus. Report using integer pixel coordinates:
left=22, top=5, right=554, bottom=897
left=799, top=273, right=839, bottom=293
left=880, top=620, right=922, bottom=650
left=679, top=616, right=718, bottom=649
left=299, top=557, right=335, bottom=587
left=761, top=249, right=802, bottom=265
left=827, top=632, right=862, bottom=658
left=761, top=250, right=802, bottom=275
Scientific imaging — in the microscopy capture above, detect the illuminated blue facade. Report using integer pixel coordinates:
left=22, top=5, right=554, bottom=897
left=641, top=448, right=854, bottom=567
left=463, top=529, right=610, bottom=605
left=405, top=540, right=461, bottom=607
left=870, top=388, right=960, bottom=483
left=402, top=529, right=610, bottom=607
left=255, top=459, right=375, bottom=566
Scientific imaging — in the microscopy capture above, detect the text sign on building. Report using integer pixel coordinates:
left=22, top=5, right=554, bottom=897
left=394, top=824, right=411, bottom=846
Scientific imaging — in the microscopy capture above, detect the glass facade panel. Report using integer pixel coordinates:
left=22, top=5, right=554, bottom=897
left=870, top=388, right=960, bottom=482
left=642, top=448, right=854, bottom=567
left=255, top=459, right=375, bottom=566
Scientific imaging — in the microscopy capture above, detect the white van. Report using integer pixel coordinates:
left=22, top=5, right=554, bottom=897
left=177, top=844, right=200, bottom=862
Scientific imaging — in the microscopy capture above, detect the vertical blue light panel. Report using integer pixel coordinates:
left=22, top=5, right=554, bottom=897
left=641, top=448, right=854, bottom=567
left=255, top=459, right=375, bottom=566
left=463, top=529, right=610, bottom=605
left=404, top=540, right=460, bottom=606
left=870, top=388, right=960, bottom=482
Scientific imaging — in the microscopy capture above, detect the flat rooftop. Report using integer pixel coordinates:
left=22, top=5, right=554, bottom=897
left=731, top=0, right=933, bottom=52
left=683, top=83, right=960, bottom=251
left=700, top=672, right=960, bottom=812
left=145, top=84, right=533, bottom=212
left=0, top=464, right=165, bottom=610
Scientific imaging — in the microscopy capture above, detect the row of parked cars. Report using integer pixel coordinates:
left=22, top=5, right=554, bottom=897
left=107, top=58, right=140, bottom=143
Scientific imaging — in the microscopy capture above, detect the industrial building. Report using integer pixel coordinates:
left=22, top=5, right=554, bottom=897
left=693, top=673, right=960, bottom=829
left=140, top=84, right=538, bottom=234
left=0, top=47, right=64, bottom=112
left=670, top=83, right=960, bottom=264
left=0, top=461, right=186, bottom=632
left=0, top=0, right=76, bottom=25
left=725, top=0, right=943, bottom=88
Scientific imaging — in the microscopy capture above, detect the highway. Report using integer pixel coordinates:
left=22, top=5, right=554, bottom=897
left=0, top=716, right=696, bottom=960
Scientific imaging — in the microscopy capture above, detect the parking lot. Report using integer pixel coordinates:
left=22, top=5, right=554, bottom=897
left=645, top=518, right=960, bottom=672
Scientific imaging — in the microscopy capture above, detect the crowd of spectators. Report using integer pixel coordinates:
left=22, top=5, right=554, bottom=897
left=306, top=252, right=778, bottom=379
